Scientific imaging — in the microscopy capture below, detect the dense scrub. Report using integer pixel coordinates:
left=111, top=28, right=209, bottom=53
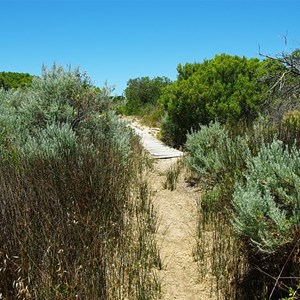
left=120, top=55, right=277, bottom=147
left=119, top=76, right=171, bottom=127
left=160, top=54, right=269, bottom=147
left=187, top=122, right=300, bottom=299
left=184, top=49, right=300, bottom=299
left=0, top=71, right=33, bottom=90
left=0, top=65, right=160, bottom=299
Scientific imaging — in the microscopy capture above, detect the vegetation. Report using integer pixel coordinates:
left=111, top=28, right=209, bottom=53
left=114, top=48, right=300, bottom=298
left=120, top=76, right=171, bottom=126
left=0, top=65, right=160, bottom=299
left=232, top=139, right=300, bottom=254
left=159, top=54, right=269, bottom=147
left=0, top=71, right=33, bottom=90
left=2, top=44, right=300, bottom=299
left=163, top=158, right=183, bottom=191
left=185, top=49, right=300, bottom=299
left=187, top=122, right=300, bottom=299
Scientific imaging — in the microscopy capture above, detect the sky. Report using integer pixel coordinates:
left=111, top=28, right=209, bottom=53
left=1, top=0, right=300, bottom=95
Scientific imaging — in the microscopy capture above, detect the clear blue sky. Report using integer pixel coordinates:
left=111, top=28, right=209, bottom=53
left=1, top=0, right=300, bottom=95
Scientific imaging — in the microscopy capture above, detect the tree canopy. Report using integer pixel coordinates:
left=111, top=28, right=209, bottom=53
left=0, top=72, right=34, bottom=90
left=160, top=54, right=268, bottom=147
left=124, top=76, right=171, bottom=115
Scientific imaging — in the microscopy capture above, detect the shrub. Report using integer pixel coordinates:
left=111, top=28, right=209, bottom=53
left=282, top=110, right=300, bottom=145
left=186, top=122, right=229, bottom=179
left=187, top=121, right=300, bottom=298
left=232, top=139, right=300, bottom=254
left=186, top=122, right=249, bottom=193
left=0, top=64, right=160, bottom=299
left=124, top=76, right=170, bottom=116
left=21, top=122, right=77, bottom=159
left=0, top=71, right=33, bottom=90
left=160, top=54, right=266, bottom=147
left=283, top=110, right=300, bottom=130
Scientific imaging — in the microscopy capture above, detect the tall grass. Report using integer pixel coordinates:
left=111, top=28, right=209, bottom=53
left=0, top=65, right=160, bottom=299
left=163, top=158, right=183, bottom=191
left=195, top=204, right=249, bottom=299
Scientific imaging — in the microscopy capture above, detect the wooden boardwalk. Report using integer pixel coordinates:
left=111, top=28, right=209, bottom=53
left=130, top=124, right=183, bottom=159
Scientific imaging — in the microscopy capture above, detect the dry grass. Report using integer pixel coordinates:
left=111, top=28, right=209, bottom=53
left=195, top=204, right=248, bottom=300
left=0, top=135, right=160, bottom=299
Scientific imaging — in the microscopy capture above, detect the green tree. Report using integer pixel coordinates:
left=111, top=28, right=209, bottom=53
left=124, top=76, right=171, bottom=115
left=160, top=54, right=267, bottom=147
left=0, top=72, right=33, bottom=90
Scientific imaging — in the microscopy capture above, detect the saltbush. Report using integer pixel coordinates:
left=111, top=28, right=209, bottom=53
left=187, top=121, right=300, bottom=298
left=0, top=65, right=160, bottom=299
left=186, top=122, right=228, bottom=178
left=232, top=139, right=300, bottom=254
left=186, top=121, right=249, bottom=188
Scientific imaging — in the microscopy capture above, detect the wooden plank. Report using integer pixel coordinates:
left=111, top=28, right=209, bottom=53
left=129, top=124, right=183, bottom=159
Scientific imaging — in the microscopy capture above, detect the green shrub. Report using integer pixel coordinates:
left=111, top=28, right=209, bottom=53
left=0, top=71, right=33, bottom=90
left=186, top=122, right=249, bottom=189
left=124, top=76, right=170, bottom=116
left=160, top=54, right=267, bottom=147
left=160, top=112, right=182, bottom=147
left=0, top=64, right=160, bottom=299
left=232, top=139, right=300, bottom=254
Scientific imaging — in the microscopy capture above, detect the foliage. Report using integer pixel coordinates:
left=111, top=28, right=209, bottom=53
left=232, top=139, right=300, bottom=254
left=283, top=110, right=300, bottom=131
left=160, top=54, right=267, bottom=147
left=186, top=122, right=229, bottom=179
left=281, top=282, right=300, bottom=300
left=187, top=49, right=300, bottom=299
left=0, top=64, right=114, bottom=160
left=123, top=76, right=171, bottom=121
left=0, top=64, right=161, bottom=299
left=21, top=122, right=77, bottom=159
left=186, top=122, right=250, bottom=209
left=187, top=120, right=300, bottom=299
left=0, top=71, right=33, bottom=90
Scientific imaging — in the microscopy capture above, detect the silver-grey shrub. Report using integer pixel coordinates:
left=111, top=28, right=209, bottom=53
left=19, top=64, right=111, bottom=133
left=232, top=139, right=300, bottom=253
left=0, top=64, right=117, bottom=161
left=186, top=121, right=250, bottom=184
left=21, top=122, right=77, bottom=159
left=0, top=65, right=160, bottom=299
left=186, top=122, right=228, bottom=178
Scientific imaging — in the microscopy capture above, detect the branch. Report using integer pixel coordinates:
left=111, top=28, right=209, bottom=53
left=269, top=238, right=300, bottom=299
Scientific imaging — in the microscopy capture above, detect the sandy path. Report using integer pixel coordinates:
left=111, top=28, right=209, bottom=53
left=150, top=158, right=216, bottom=299
left=125, top=117, right=217, bottom=299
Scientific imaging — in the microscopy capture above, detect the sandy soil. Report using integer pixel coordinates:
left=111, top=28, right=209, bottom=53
left=124, top=116, right=217, bottom=299
left=149, top=158, right=217, bottom=299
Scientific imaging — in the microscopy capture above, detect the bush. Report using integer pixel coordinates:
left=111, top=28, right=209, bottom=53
left=0, top=64, right=160, bottom=299
left=0, top=71, right=33, bottom=90
left=160, top=54, right=266, bottom=147
left=186, top=122, right=249, bottom=193
left=186, top=122, right=229, bottom=179
left=123, top=76, right=171, bottom=117
left=187, top=120, right=300, bottom=298
left=232, top=139, right=300, bottom=254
